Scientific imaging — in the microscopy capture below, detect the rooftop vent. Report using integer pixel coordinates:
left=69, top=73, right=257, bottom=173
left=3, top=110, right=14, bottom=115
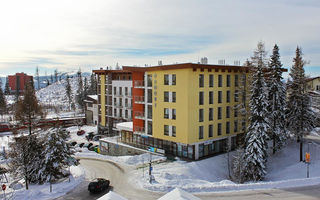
left=200, top=57, right=208, bottom=64
left=218, top=59, right=225, bottom=65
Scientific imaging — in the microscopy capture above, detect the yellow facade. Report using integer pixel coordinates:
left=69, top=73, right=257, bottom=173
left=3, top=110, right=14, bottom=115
left=100, top=74, right=106, bottom=126
left=306, top=77, right=320, bottom=91
left=149, top=68, right=248, bottom=145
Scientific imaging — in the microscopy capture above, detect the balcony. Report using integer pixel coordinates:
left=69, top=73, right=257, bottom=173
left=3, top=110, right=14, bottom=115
left=134, top=96, right=145, bottom=104
left=134, top=126, right=145, bottom=134
left=134, top=80, right=144, bottom=88
left=134, top=111, right=145, bottom=120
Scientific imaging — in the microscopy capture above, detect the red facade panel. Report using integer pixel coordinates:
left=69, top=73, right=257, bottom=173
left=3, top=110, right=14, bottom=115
left=8, top=73, right=33, bottom=95
left=132, top=72, right=145, bottom=131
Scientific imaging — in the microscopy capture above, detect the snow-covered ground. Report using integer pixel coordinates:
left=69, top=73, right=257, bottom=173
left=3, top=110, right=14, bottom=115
left=130, top=138, right=320, bottom=193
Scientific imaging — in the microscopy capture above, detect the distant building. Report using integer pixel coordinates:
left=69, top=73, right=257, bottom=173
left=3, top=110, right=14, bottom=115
left=8, top=73, right=33, bottom=95
left=84, top=95, right=99, bottom=125
left=305, top=76, right=320, bottom=109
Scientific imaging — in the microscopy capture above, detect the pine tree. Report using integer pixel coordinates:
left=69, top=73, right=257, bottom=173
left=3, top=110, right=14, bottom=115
left=287, top=47, right=315, bottom=161
left=0, top=79, right=7, bottom=116
left=39, top=128, right=73, bottom=183
left=50, top=74, right=53, bottom=84
left=35, top=66, right=40, bottom=90
left=232, top=147, right=245, bottom=183
left=243, top=42, right=269, bottom=181
left=4, top=77, right=10, bottom=95
left=65, top=75, right=72, bottom=111
left=267, top=44, right=288, bottom=154
left=54, top=69, right=58, bottom=83
left=76, top=69, right=85, bottom=111
left=89, top=73, right=97, bottom=95
left=15, top=80, right=43, bottom=135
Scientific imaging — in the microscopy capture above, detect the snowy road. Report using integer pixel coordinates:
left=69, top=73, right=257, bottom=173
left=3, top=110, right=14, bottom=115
left=55, top=158, right=163, bottom=200
left=57, top=158, right=320, bottom=200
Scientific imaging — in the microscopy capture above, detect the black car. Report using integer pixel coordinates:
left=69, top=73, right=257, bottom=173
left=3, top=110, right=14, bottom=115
left=88, top=178, right=110, bottom=193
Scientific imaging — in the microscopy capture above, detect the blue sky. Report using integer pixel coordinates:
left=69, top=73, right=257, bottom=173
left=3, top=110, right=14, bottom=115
left=0, top=0, right=319, bottom=77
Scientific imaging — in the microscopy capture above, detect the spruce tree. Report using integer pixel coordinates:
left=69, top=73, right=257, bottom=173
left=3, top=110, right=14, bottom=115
left=4, top=77, right=10, bottom=95
left=76, top=69, right=85, bottom=111
left=15, top=80, right=43, bottom=135
left=0, top=79, right=7, bottom=116
left=65, top=75, right=72, bottom=111
left=54, top=69, right=58, bottom=83
left=243, top=42, right=269, bottom=181
left=267, top=44, right=288, bottom=154
left=39, top=128, right=73, bottom=183
left=287, top=47, right=315, bottom=161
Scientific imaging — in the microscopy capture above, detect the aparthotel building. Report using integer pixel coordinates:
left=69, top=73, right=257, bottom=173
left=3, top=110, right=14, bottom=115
left=93, top=69, right=133, bottom=135
left=95, top=63, right=249, bottom=160
left=8, top=73, right=33, bottom=95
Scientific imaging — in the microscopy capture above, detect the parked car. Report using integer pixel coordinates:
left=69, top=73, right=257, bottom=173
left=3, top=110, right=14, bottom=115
left=77, top=130, right=85, bottom=136
left=70, top=141, right=77, bottom=146
left=89, top=145, right=99, bottom=151
left=92, top=135, right=103, bottom=141
left=85, top=132, right=95, bottom=141
left=88, top=178, right=110, bottom=193
left=87, top=143, right=93, bottom=149
left=79, top=143, right=85, bottom=148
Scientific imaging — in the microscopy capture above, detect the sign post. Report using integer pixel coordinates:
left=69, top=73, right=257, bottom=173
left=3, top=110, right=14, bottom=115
left=306, top=142, right=311, bottom=178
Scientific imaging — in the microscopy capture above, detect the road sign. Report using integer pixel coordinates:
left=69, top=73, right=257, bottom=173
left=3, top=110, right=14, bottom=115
left=150, top=166, right=153, bottom=171
left=2, top=184, right=6, bottom=191
left=306, top=152, right=310, bottom=163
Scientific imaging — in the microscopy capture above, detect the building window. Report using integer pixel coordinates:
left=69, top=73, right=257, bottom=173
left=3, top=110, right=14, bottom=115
left=218, top=75, right=222, bottom=87
left=242, top=120, right=246, bottom=131
left=114, top=108, right=117, bottom=117
left=209, top=125, right=213, bottom=137
left=199, top=74, right=204, bottom=87
left=119, top=98, right=122, bottom=106
left=164, top=108, right=169, bottom=119
left=125, top=87, right=128, bottom=96
left=125, top=98, right=128, bottom=107
left=164, top=74, right=169, bottom=85
left=227, top=75, right=230, bottom=87
left=218, top=123, right=222, bottom=136
left=209, top=74, right=214, bottom=87
left=209, top=91, right=213, bottom=104
left=147, top=75, right=152, bottom=87
left=172, top=74, right=176, bottom=85
left=148, top=105, right=152, bottom=119
left=235, top=75, right=239, bottom=87
left=199, top=109, right=204, bottom=122
left=125, top=110, right=128, bottom=118
left=218, top=107, right=222, bottom=120
left=234, top=108, right=238, bottom=117
left=172, top=92, right=176, bottom=102
left=226, top=122, right=230, bottom=134
left=199, top=126, right=204, bottom=139
left=172, top=109, right=176, bottom=120
left=199, top=92, right=204, bottom=105
left=209, top=108, right=213, bottom=121
left=164, top=91, right=169, bottom=102
left=119, top=87, right=122, bottom=95
left=234, top=120, right=238, bottom=133
left=114, top=98, right=116, bottom=105
left=218, top=91, right=222, bottom=103
left=164, top=125, right=169, bottom=136
left=226, top=91, right=230, bottom=103
left=113, top=87, right=116, bottom=95
left=241, top=74, right=246, bottom=86
left=226, top=106, right=230, bottom=118
left=172, top=126, right=176, bottom=137
left=148, top=89, right=152, bottom=103
left=234, top=90, right=239, bottom=102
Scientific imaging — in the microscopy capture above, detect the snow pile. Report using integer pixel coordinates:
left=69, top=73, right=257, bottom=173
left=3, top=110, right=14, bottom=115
left=158, top=188, right=201, bottom=200
left=2, top=165, right=85, bottom=200
left=132, top=140, right=320, bottom=193
left=97, top=191, right=128, bottom=200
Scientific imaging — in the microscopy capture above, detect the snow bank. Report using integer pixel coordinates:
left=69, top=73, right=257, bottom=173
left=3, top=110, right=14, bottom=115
left=2, top=166, right=85, bottom=200
left=132, top=140, right=320, bottom=193
left=76, top=148, right=166, bottom=166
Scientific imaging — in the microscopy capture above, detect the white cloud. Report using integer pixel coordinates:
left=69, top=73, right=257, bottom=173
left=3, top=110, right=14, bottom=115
left=0, top=0, right=319, bottom=75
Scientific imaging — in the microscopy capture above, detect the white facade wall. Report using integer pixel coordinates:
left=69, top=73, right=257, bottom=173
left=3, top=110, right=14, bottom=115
left=112, top=80, right=132, bottom=120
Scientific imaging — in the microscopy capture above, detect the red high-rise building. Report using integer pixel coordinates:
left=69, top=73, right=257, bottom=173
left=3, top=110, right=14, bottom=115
left=8, top=73, right=33, bottom=95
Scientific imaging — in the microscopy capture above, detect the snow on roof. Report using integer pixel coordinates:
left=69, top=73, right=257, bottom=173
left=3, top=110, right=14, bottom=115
left=97, top=191, right=128, bottom=200
left=158, top=188, right=201, bottom=200
left=87, top=95, right=98, bottom=101
left=116, top=122, right=133, bottom=132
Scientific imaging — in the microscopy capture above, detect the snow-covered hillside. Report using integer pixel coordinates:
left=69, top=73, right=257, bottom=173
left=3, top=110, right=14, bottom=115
left=36, top=75, right=89, bottom=111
